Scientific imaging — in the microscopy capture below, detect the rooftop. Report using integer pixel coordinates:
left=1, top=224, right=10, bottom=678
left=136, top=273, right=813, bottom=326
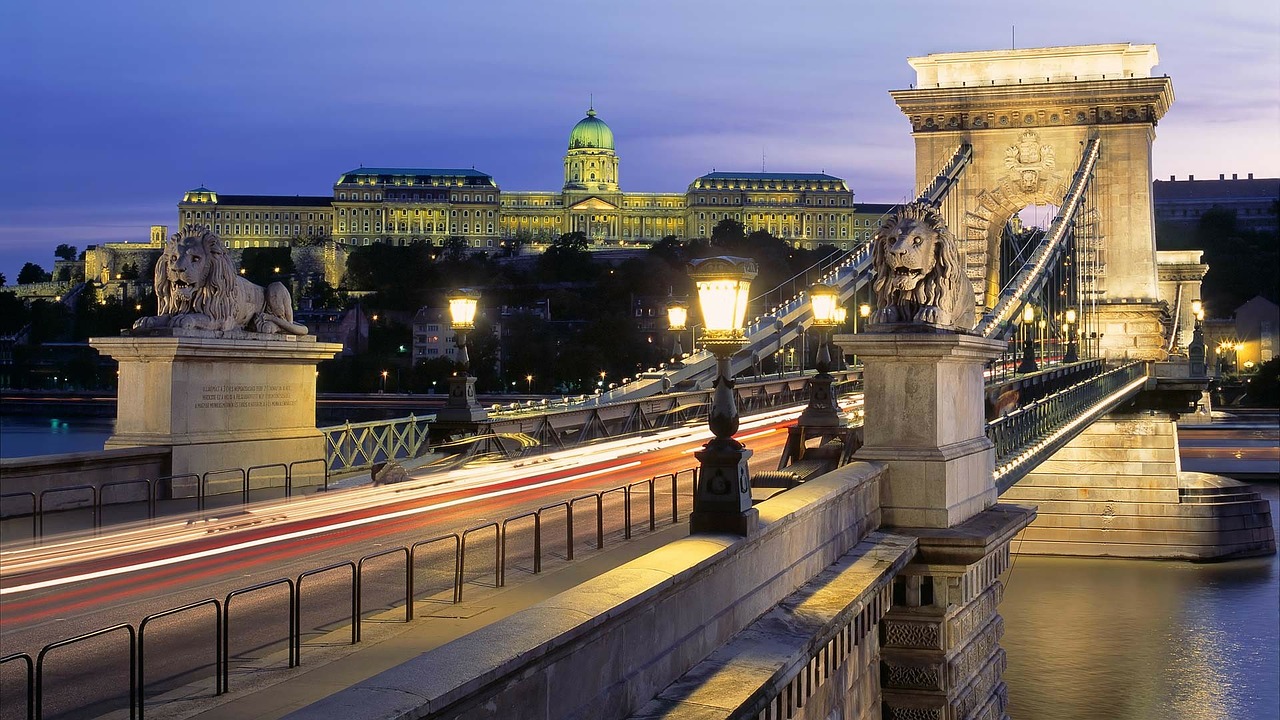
left=1153, top=176, right=1279, bottom=202
left=696, top=171, right=845, bottom=183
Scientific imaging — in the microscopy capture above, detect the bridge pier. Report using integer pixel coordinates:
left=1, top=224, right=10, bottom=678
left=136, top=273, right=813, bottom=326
left=1000, top=410, right=1276, bottom=559
left=846, top=331, right=1035, bottom=720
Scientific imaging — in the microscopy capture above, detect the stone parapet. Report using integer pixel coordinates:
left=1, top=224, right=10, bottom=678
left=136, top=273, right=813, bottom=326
left=632, top=532, right=915, bottom=720
left=285, top=462, right=888, bottom=720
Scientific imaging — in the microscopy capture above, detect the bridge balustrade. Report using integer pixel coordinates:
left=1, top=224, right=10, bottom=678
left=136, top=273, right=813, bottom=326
left=988, top=361, right=1147, bottom=490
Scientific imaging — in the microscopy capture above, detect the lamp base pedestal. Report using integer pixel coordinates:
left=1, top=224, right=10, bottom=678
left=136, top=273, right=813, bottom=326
left=797, top=371, right=842, bottom=428
left=436, top=375, right=487, bottom=422
left=690, top=441, right=758, bottom=536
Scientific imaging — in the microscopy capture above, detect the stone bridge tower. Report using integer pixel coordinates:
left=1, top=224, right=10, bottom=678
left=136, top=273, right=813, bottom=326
left=891, top=43, right=1175, bottom=360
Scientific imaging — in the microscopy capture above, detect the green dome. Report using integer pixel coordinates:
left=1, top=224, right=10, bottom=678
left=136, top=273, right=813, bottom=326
left=568, top=108, right=614, bottom=151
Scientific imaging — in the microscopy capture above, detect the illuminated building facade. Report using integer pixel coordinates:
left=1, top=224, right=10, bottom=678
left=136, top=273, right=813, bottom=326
left=176, top=108, right=887, bottom=266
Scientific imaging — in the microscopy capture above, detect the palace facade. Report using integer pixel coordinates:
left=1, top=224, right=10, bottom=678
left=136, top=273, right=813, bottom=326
left=176, top=108, right=892, bottom=271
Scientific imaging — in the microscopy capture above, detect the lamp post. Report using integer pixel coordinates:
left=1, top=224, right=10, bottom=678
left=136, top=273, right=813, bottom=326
left=799, top=283, right=842, bottom=428
left=832, top=305, right=847, bottom=370
left=526, top=373, right=534, bottom=393
left=1182, top=299, right=1203, bottom=376
left=667, top=300, right=688, bottom=368
left=1037, top=318, right=1047, bottom=364
left=688, top=256, right=758, bottom=536
left=1017, top=305, right=1038, bottom=373
left=380, top=370, right=388, bottom=393
left=1063, top=308, right=1080, bottom=363
left=437, top=288, right=487, bottom=422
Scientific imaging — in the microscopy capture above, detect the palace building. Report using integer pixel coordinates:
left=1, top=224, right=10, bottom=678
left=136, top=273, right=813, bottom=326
left=176, top=108, right=890, bottom=280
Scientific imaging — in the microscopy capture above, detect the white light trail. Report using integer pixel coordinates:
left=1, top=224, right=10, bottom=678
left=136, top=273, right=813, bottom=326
left=1, top=462, right=640, bottom=596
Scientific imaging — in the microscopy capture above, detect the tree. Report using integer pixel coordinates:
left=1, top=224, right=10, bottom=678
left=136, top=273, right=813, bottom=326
left=502, top=230, right=532, bottom=258
left=0, top=272, right=6, bottom=286
left=240, top=247, right=295, bottom=286
left=443, top=236, right=470, bottom=263
left=710, top=219, right=747, bottom=249
left=343, top=243, right=439, bottom=310
left=54, top=244, right=78, bottom=261
left=1243, top=357, right=1280, bottom=407
left=539, top=232, right=594, bottom=282
left=17, top=262, right=50, bottom=285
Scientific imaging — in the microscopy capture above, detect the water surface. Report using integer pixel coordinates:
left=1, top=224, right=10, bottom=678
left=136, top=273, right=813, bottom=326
left=1002, top=483, right=1280, bottom=720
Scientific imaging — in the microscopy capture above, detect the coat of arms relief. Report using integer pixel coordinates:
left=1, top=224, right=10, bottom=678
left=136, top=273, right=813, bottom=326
left=1003, top=130, right=1057, bottom=194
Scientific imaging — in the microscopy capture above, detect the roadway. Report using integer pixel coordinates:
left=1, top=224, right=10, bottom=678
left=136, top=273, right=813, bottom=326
left=0, top=406, right=805, bottom=720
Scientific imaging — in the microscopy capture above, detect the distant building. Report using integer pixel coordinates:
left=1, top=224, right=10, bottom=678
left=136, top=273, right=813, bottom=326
left=1234, top=296, right=1279, bottom=369
left=174, top=107, right=886, bottom=279
left=1152, top=174, right=1279, bottom=232
left=411, top=307, right=456, bottom=365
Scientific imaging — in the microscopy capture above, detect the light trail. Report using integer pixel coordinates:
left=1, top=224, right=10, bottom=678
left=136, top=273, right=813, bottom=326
left=1, top=462, right=641, bottom=596
left=1, top=399, right=845, bottom=597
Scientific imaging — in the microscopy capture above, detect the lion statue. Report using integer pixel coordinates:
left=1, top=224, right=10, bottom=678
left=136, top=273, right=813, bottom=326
left=869, top=202, right=976, bottom=331
left=132, top=224, right=308, bottom=335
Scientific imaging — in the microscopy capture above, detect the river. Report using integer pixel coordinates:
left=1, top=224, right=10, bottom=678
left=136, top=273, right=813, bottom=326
left=1001, top=482, right=1280, bottom=720
left=2, top=415, right=1277, bottom=718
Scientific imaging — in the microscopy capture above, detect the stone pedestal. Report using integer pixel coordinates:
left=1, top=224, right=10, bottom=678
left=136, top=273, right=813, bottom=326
left=879, top=505, right=1035, bottom=720
left=842, top=332, right=1006, bottom=529
left=1093, top=301, right=1168, bottom=361
left=436, top=374, right=487, bottom=422
left=91, top=332, right=342, bottom=478
left=690, top=441, right=759, bottom=535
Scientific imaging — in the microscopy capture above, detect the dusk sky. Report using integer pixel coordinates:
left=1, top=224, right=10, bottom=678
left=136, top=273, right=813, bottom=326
left=2, top=0, right=1277, bottom=283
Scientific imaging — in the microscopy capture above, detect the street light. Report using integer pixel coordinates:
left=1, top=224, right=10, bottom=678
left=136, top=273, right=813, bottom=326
left=667, top=300, right=688, bottom=368
left=687, top=256, right=758, bottom=536
left=526, top=373, right=534, bottom=393
left=437, top=288, right=487, bottom=422
left=799, top=283, right=842, bottom=428
left=1018, top=304, right=1038, bottom=373
left=1063, top=308, right=1079, bottom=363
left=380, top=370, right=388, bottom=393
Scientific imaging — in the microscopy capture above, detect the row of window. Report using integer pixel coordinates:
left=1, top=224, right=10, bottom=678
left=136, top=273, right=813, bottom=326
left=695, top=182, right=845, bottom=191
left=336, top=236, right=501, bottom=248
left=336, top=191, right=497, bottom=203
left=211, top=223, right=319, bottom=237
left=696, top=196, right=850, bottom=207
left=184, top=210, right=323, bottom=221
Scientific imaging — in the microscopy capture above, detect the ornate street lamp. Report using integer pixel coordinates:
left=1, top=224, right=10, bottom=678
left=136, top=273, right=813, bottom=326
left=1063, top=308, right=1080, bottom=363
left=438, top=288, right=487, bottom=422
left=688, top=256, right=758, bottom=535
left=1017, top=304, right=1038, bottom=374
left=799, top=283, right=842, bottom=428
left=667, top=300, right=688, bottom=368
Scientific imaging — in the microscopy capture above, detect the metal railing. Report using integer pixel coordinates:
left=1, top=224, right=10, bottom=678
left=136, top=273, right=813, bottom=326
left=322, top=414, right=432, bottom=473
left=1, top=461, right=328, bottom=542
left=988, top=361, right=1147, bottom=490
left=7, top=467, right=696, bottom=719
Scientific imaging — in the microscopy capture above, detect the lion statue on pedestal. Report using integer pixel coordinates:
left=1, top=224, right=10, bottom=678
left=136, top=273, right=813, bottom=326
left=869, top=202, right=976, bottom=332
left=133, top=224, right=308, bottom=335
